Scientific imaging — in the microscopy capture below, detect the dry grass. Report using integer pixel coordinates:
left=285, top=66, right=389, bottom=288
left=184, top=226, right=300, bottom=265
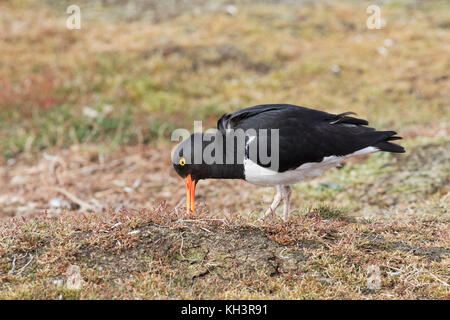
left=0, top=198, right=448, bottom=299
left=0, top=0, right=449, bottom=299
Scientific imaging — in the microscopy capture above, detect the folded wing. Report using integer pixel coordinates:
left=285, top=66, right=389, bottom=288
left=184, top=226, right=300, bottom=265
left=217, top=104, right=404, bottom=172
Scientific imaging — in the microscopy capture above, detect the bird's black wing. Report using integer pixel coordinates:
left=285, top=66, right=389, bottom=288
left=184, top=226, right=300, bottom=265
left=217, top=104, right=404, bottom=172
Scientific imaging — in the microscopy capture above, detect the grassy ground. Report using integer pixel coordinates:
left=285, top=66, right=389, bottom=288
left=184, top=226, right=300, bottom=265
left=0, top=0, right=449, bottom=299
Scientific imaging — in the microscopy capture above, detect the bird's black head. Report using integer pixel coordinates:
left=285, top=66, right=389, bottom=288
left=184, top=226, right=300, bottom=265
left=172, top=132, right=215, bottom=216
left=172, top=133, right=210, bottom=182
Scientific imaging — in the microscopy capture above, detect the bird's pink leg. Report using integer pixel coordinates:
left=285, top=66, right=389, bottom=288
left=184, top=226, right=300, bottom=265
left=263, top=185, right=282, bottom=219
left=282, top=185, right=292, bottom=221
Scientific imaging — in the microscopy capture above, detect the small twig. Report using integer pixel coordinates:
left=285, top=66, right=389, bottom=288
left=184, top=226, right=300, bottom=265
left=8, top=256, right=17, bottom=274
left=8, top=253, right=27, bottom=274
left=150, top=223, right=171, bottom=229
left=179, top=232, right=186, bottom=259
left=429, top=273, right=449, bottom=287
left=17, top=254, right=34, bottom=274
left=279, top=248, right=289, bottom=259
left=111, top=222, right=122, bottom=229
left=386, top=270, right=402, bottom=276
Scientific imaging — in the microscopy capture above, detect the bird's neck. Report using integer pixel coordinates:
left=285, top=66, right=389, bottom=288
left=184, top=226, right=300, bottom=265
left=191, top=132, right=247, bottom=180
left=207, top=163, right=245, bottom=180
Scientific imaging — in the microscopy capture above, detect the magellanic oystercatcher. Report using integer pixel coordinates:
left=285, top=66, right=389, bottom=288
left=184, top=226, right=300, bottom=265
left=172, top=104, right=405, bottom=220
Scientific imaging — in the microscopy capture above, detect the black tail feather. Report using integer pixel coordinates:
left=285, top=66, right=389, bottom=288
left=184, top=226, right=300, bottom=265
left=386, top=136, right=402, bottom=141
left=374, top=132, right=405, bottom=153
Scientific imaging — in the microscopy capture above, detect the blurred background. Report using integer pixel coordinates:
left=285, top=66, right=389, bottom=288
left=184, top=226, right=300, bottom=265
left=0, top=0, right=449, bottom=219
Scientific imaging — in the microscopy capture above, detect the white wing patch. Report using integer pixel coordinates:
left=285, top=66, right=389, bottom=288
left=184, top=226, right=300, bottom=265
left=244, top=146, right=379, bottom=186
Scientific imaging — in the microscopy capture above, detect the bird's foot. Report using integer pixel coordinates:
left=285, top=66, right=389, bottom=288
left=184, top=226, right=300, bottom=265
left=259, top=185, right=292, bottom=222
left=261, top=207, right=276, bottom=220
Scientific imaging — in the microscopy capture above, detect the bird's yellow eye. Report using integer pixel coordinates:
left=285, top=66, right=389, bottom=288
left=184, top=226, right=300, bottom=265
left=179, top=157, right=186, bottom=166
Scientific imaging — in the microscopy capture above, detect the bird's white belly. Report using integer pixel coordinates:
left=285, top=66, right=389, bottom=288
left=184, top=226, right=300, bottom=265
left=243, top=146, right=378, bottom=186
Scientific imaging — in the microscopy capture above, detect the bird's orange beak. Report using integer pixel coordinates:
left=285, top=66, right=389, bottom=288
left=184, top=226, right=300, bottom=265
left=184, top=174, right=196, bottom=215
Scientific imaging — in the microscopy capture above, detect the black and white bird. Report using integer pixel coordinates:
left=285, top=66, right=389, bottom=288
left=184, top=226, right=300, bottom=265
left=172, top=104, right=405, bottom=220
